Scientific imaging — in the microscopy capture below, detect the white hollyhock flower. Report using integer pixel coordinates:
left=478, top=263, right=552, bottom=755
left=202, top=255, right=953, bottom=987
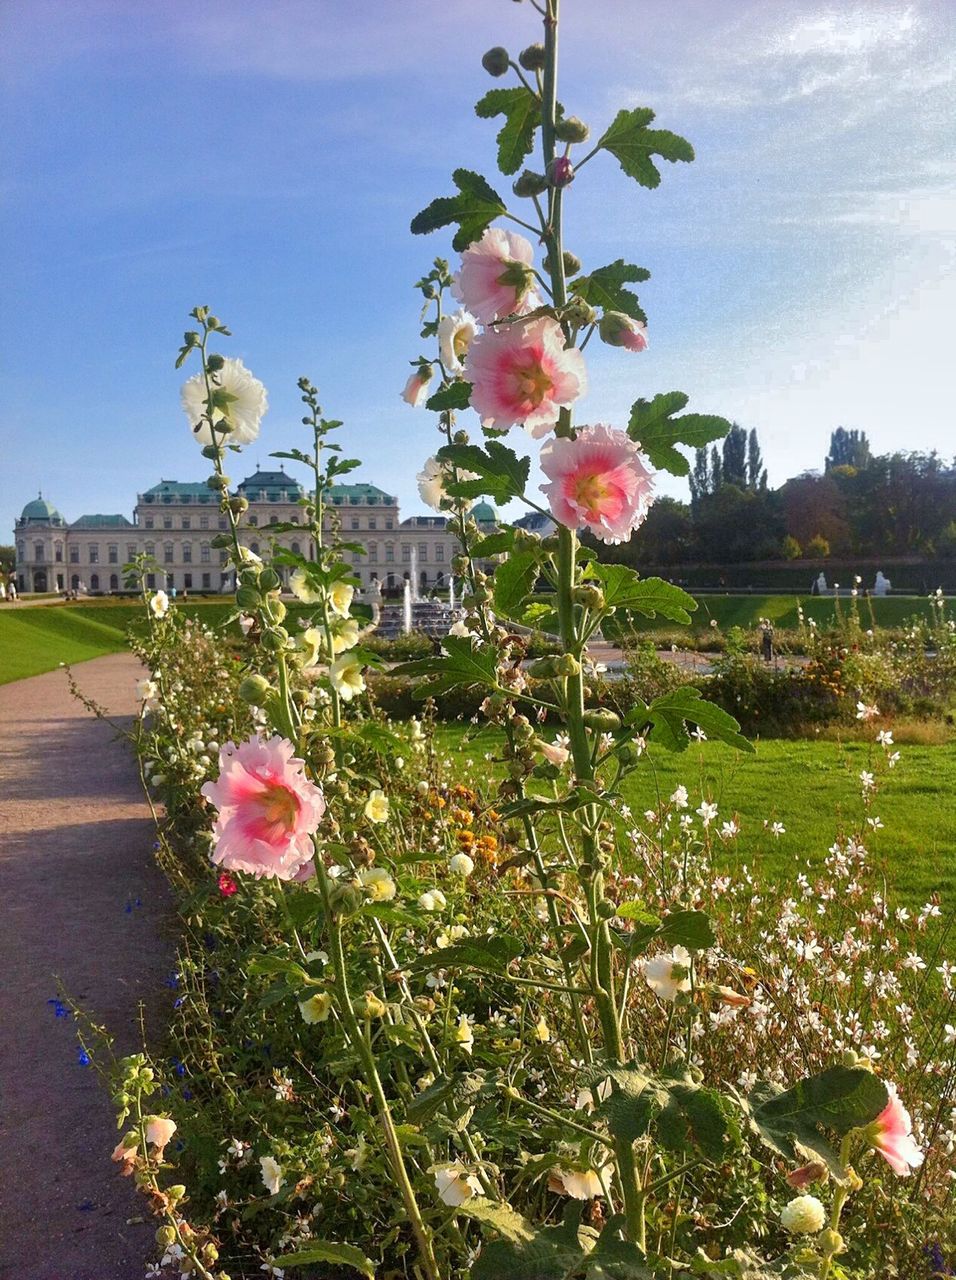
left=449, top=852, right=474, bottom=878
left=290, top=567, right=322, bottom=604
left=298, top=993, right=332, bottom=1024
left=780, top=1194, right=826, bottom=1234
left=419, top=888, right=447, bottom=912
left=136, top=678, right=160, bottom=710
left=548, top=1167, right=605, bottom=1199
left=329, top=581, right=354, bottom=618
left=329, top=653, right=365, bottom=701
left=438, top=308, right=479, bottom=373
left=182, top=357, right=268, bottom=447
left=260, top=1155, right=284, bottom=1195
left=358, top=867, right=396, bottom=902
left=643, top=945, right=692, bottom=1001
left=149, top=590, right=169, bottom=618
left=363, top=789, right=390, bottom=824
left=432, top=1163, right=483, bottom=1207
left=416, top=455, right=478, bottom=513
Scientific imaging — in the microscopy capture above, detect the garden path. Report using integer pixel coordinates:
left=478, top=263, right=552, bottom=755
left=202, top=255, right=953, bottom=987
left=0, top=653, right=173, bottom=1280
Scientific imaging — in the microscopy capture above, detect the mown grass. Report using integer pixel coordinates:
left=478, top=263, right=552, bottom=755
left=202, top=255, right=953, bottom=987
left=0, top=593, right=941, bottom=685
left=436, top=726, right=956, bottom=907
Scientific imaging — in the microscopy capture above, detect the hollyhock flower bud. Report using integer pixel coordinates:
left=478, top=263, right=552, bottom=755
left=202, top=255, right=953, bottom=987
left=564, top=296, right=597, bottom=328
left=452, top=227, right=540, bottom=324
left=537, top=739, right=570, bottom=768
left=554, top=115, right=590, bottom=143
left=599, top=310, right=649, bottom=352
left=238, top=674, right=273, bottom=705
left=402, top=365, right=434, bottom=408
left=356, top=991, right=387, bottom=1019
left=865, top=1081, right=924, bottom=1174
left=201, top=734, right=325, bottom=881
left=513, top=169, right=549, bottom=198
left=540, top=424, right=655, bottom=544
left=548, top=156, right=575, bottom=187
left=465, top=317, right=587, bottom=436
left=713, top=984, right=751, bottom=1009
left=481, top=46, right=510, bottom=76
left=218, top=871, right=238, bottom=896
left=786, top=1161, right=829, bottom=1189
left=643, top=945, right=692, bottom=1001
left=780, top=1195, right=827, bottom=1234
left=518, top=43, right=546, bottom=71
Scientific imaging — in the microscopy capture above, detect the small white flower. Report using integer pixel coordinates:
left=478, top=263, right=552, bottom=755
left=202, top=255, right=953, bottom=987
left=449, top=852, right=474, bottom=878
left=780, top=1194, right=826, bottom=1234
left=696, top=800, right=718, bottom=827
left=419, top=888, right=447, bottom=912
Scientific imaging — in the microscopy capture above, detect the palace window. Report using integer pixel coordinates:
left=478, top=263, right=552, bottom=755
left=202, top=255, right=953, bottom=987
left=351, top=518, right=359, bottom=530
left=368, top=517, right=377, bottom=530
left=435, top=544, right=444, bottom=561
left=269, top=515, right=278, bottom=525
left=88, top=544, right=99, bottom=564
left=419, top=542, right=428, bottom=561
left=145, top=541, right=155, bottom=558
left=127, top=544, right=136, bottom=561
left=202, top=573, right=211, bottom=590
left=219, top=551, right=227, bottom=565
left=402, top=544, right=411, bottom=562
left=386, top=519, right=394, bottom=530
left=200, top=542, right=211, bottom=563
left=108, top=544, right=118, bottom=563
left=385, top=543, right=395, bottom=563
left=110, top=574, right=119, bottom=591
left=70, top=546, right=80, bottom=563
left=145, top=516, right=154, bottom=529
left=163, top=542, right=174, bottom=564
left=184, top=573, right=193, bottom=589
left=34, top=541, right=44, bottom=561
left=368, top=542, right=378, bottom=563
left=199, top=514, right=209, bottom=529
left=54, top=541, right=63, bottom=562
left=182, top=517, right=191, bottom=529
left=90, top=573, right=99, bottom=591
left=291, top=541, right=301, bottom=556
left=249, top=542, right=260, bottom=556
left=182, top=542, right=192, bottom=563
left=163, top=516, right=172, bottom=529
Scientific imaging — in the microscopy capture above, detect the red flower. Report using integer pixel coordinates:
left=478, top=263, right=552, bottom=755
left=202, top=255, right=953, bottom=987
left=218, top=871, right=238, bottom=897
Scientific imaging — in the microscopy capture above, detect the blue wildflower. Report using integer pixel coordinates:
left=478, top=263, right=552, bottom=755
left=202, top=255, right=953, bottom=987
left=47, top=998, right=68, bottom=1019
left=77, top=1048, right=91, bottom=1067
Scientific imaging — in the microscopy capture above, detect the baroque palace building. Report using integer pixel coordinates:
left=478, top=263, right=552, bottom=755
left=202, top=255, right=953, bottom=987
left=14, top=469, right=496, bottom=596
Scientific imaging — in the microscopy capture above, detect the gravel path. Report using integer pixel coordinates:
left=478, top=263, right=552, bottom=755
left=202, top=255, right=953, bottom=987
left=0, top=654, right=174, bottom=1280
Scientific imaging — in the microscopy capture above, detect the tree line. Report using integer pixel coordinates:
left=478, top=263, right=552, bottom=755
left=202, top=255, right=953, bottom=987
left=589, top=427, right=956, bottom=566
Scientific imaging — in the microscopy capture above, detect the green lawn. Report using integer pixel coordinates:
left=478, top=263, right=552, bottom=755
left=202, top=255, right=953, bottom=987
left=436, top=727, right=956, bottom=906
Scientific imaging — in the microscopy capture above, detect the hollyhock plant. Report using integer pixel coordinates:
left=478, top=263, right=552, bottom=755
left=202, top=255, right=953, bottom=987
left=451, top=226, right=539, bottom=323
left=540, top=424, right=654, bottom=543
left=465, top=316, right=587, bottom=436
left=599, top=309, right=649, bottom=352
left=643, top=945, right=693, bottom=1001
left=867, top=1082, right=924, bottom=1174
left=181, top=356, right=268, bottom=446
left=200, top=735, right=325, bottom=881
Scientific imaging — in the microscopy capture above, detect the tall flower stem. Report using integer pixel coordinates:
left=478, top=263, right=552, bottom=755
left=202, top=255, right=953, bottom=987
left=311, top=853, right=441, bottom=1280
left=539, top=0, right=645, bottom=1243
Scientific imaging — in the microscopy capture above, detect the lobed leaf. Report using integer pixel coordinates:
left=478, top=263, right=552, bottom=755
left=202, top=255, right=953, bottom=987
left=628, top=392, right=731, bottom=477
left=475, top=86, right=541, bottom=175
left=569, top=259, right=650, bottom=324
left=410, top=168, right=508, bottom=251
left=588, top=563, right=696, bottom=624
left=272, top=1240, right=376, bottom=1277
left=598, top=108, right=695, bottom=188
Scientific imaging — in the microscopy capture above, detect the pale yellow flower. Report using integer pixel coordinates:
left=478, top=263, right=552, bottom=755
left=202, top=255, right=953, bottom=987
left=298, top=993, right=332, bottom=1024
left=358, top=866, right=396, bottom=902
left=364, top=789, right=390, bottom=824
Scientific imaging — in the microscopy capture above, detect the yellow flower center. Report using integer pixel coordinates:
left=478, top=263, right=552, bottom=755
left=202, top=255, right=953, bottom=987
left=573, top=472, right=609, bottom=513
left=260, top=784, right=298, bottom=831
left=518, top=363, right=553, bottom=406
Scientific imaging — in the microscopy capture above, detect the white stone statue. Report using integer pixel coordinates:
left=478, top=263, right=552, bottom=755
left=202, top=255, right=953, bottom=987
left=815, top=571, right=828, bottom=595
left=874, top=571, right=890, bottom=597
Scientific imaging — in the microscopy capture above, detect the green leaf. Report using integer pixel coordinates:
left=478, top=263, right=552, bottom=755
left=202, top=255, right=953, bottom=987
left=596, top=1066, right=740, bottom=1162
left=615, top=908, right=716, bottom=959
left=464, top=1202, right=654, bottom=1280
left=438, top=439, right=530, bottom=504
left=475, top=86, right=541, bottom=175
left=588, top=564, right=695, bottom=624
left=272, top=1240, right=376, bottom=1277
left=744, top=1066, right=888, bottom=1180
left=628, top=392, right=731, bottom=477
left=426, top=380, right=473, bottom=412
left=640, top=688, right=753, bottom=754
left=598, top=107, right=694, bottom=188
left=407, top=934, right=523, bottom=974
left=569, top=259, right=650, bottom=324
left=493, top=551, right=539, bottom=621
left=472, top=529, right=515, bottom=558
left=392, top=633, right=499, bottom=698
left=410, top=168, right=508, bottom=251
left=406, top=1071, right=487, bottom=1125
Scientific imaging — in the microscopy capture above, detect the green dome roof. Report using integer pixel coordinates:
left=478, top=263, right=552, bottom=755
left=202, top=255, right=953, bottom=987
left=20, top=495, right=65, bottom=524
left=472, top=501, right=497, bottom=524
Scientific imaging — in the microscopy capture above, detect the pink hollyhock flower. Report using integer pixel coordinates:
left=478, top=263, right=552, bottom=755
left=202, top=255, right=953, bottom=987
left=867, top=1081, right=924, bottom=1175
left=401, top=366, right=433, bottom=407
left=201, top=735, right=325, bottom=881
left=145, top=1116, right=177, bottom=1157
left=465, top=317, right=587, bottom=437
left=452, top=227, right=540, bottom=324
left=540, top=424, right=654, bottom=544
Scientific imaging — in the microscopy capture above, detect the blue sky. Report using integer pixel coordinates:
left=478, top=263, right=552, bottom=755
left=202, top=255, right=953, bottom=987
left=2, top=0, right=954, bottom=539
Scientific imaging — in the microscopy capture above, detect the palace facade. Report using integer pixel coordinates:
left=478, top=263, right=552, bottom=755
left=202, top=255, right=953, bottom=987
left=13, top=469, right=496, bottom=595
